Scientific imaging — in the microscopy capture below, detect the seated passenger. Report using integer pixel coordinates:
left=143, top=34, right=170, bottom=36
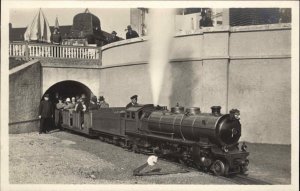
left=98, top=96, right=109, bottom=108
left=82, top=98, right=87, bottom=112
left=56, top=97, right=65, bottom=110
left=63, top=98, right=73, bottom=109
left=89, top=96, right=98, bottom=110
left=68, top=97, right=76, bottom=109
left=126, top=95, right=138, bottom=108
left=74, top=98, right=87, bottom=128
left=75, top=98, right=87, bottom=112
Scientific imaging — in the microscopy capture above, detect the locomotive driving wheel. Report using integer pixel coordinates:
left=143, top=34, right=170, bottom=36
left=212, top=160, right=226, bottom=176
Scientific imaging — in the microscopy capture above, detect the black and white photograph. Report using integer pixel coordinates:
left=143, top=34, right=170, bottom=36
left=1, top=1, right=299, bottom=191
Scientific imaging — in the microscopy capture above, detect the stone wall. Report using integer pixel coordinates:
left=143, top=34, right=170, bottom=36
left=9, top=60, right=42, bottom=133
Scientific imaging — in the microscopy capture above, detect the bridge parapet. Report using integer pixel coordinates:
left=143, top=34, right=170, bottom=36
left=9, top=42, right=102, bottom=61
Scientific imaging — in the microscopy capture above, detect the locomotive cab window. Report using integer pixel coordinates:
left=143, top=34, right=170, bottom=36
left=132, top=112, right=135, bottom=119
left=138, top=111, right=143, bottom=119
left=126, top=112, right=130, bottom=118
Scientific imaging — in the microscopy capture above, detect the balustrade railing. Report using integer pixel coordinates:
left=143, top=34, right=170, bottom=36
left=9, top=42, right=101, bottom=60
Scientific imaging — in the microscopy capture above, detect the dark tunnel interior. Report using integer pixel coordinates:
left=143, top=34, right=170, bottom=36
left=43, top=80, right=92, bottom=102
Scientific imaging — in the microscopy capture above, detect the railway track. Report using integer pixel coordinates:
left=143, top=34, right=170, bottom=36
left=65, top=131, right=271, bottom=185
left=221, top=174, right=272, bottom=185
left=133, top=152, right=272, bottom=185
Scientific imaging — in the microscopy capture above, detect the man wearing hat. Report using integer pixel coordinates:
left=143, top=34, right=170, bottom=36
left=199, top=10, right=213, bottom=28
left=50, top=28, right=62, bottom=45
left=38, top=94, right=54, bottom=134
left=125, top=25, right=139, bottom=39
left=126, top=95, right=139, bottom=108
left=63, top=97, right=73, bottom=110
left=89, top=96, right=98, bottom=110
left=98, top=96, right=109, bottom=108
left=106, top=31, right=120, bottom=44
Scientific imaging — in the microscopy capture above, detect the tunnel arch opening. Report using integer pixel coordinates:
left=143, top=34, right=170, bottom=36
left=43, top=80, right=94, bottom=102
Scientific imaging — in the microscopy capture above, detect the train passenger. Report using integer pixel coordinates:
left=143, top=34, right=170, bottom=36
left=38, top=94, right=53, bottom=134
left=75, top=98, right=87, bottom=112
left=63, top=98, right=73, bottom=110
left=89, top=96, right=98, bottom=110
left=70, top=97, right=76, bottom=108
left=126, top=95, right=138, bottom=108
left=55, top=97, right=64, bottom=130
left=56, top=97, right=65, bottom=110
left=125, top=25, right=139, bottom=39
left=74, top=98, right=87, bottom=127
left=98, top=96, right=109, bottom=108
left=82, top=98, right=87, bottom=112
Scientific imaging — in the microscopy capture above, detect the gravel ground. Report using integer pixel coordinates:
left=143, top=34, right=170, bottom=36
left=9, top=131, right=290, bottom=184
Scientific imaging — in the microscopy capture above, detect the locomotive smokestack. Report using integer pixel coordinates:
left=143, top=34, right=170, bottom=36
left=211, top=106, right=221, bottom=115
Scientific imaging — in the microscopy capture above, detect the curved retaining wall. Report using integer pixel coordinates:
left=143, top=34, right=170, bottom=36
left=100, top=24, right=291, bottom=144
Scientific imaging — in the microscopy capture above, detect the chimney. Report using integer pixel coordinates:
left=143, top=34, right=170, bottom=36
left=211, top=106, right=221, bottom=115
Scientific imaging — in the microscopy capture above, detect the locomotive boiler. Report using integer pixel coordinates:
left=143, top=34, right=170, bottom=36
left=57, top=104, right=249, bottom=176
left=143, top=106, right=241, bottom=147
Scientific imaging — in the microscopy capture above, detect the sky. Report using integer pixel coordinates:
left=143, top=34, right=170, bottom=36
left=9, top=8, right=131, bottom=39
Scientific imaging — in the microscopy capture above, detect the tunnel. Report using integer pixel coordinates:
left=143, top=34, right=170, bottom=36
left=43, top=80, right=94, bottom=102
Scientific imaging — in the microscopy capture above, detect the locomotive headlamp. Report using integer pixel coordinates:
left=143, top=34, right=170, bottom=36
left=230, top=109, right=240, bottom=120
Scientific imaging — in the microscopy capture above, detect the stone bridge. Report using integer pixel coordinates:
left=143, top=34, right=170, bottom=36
left=9, top=24, right=292, bottom=145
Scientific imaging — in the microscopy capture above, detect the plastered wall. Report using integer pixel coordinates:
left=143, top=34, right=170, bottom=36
left=100, top=24, right=291, bottom=144
left=9, top=61, right=42, bottom=133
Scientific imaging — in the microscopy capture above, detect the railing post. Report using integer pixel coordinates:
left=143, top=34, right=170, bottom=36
left=25, top=42, right=29, bottom=60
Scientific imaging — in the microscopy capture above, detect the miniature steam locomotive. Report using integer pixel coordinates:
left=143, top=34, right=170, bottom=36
left=55, top=104, right=249, bottom=176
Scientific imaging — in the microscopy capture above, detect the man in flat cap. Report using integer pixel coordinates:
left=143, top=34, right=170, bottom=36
left=126, top=95, right=139, bottom=108
left=125, top=25, right=139, bottom=39
left=38, top=94, right=54, bottom=134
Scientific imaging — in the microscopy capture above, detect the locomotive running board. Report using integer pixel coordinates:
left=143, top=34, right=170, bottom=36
left=126, top=131, right=196, bottom=146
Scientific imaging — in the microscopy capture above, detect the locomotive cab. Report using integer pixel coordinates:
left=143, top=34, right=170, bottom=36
left=124, top=104, right=155, bottom=132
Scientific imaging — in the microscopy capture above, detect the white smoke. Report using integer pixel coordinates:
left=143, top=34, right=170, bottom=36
left=148, top=9, right=176, bottom=105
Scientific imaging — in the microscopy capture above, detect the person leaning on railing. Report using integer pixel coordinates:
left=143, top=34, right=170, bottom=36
left=63, top=98, right=73, bottom=110
left=105, top=31, right=121, bottom=45
left=199, top=11, right=213, bottom=28
left=125, top=25, right=139, bottom=39
left=75, top=97, right=87, bottom=128
left=51, top=28, right=62, bottom=45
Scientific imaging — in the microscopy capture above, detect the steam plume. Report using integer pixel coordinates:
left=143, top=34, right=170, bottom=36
left=148, top=9, right=176, bottom=105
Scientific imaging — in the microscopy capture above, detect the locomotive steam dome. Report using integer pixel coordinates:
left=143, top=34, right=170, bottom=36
left=171, top=106, right=185, bottom=114
left=69, top=9, right=103, bottom=44
left=185, top=107, right=201, bottom=115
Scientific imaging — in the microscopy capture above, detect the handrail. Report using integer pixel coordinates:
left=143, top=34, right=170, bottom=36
left=9, top=42, right=101, bottom=60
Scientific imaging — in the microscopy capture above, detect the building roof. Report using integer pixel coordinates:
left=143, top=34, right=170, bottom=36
left=9, top=24, right=122, bottom=42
